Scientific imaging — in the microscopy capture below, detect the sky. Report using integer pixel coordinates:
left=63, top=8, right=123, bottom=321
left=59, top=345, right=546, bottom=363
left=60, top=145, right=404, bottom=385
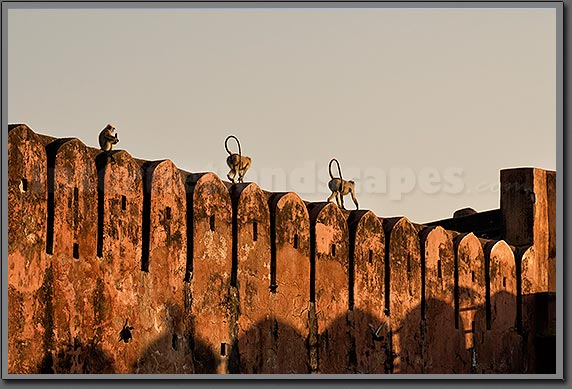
left=7, top=6, right=557, bottom=223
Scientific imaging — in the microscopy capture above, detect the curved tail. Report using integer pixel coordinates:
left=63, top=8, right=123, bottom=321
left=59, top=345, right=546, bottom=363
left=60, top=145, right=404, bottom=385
left=225, top=135, right=242, bottom=160
left=328, top=158, right=343, bottom=180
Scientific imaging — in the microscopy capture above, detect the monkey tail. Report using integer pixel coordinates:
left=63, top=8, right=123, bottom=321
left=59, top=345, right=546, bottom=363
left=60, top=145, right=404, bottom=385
left=225, top=135, right=242, bottom=159
left=329, top=158, right=343, bottom=180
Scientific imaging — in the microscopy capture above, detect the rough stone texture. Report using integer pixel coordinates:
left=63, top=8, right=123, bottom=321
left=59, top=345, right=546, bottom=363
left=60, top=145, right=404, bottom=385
left=8, top=125, right=49, bottom=374
left=136, top=159, right=190, bottom=373
left=96, top=150, right=144, bottom=373
left=269, top=192, right=311, bottom=373
left=187, top=172, right=233, bottom=374
left=384, top=217, right=422, bottom=374
left=7, top=125, right=557, bottom=375
left=308, top=202, right=350, bottom=374
left=231, top=183, right=272, bottom=373
left=546, top=170, right=556, bottom=293
left=500, top=168, right=553, bottom=293
left=348, top=210, right=387, bottom=374
left=454, top=233, right=486, bottom=373
left=420, top=226, right=467, bottom=373
left=47, top=138, right=101, bottom=372
left=475, top=241, right=521, bottom=373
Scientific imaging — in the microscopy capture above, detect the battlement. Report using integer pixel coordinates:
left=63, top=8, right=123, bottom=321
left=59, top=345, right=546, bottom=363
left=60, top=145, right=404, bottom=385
left=7, top=124, right=556, bottom=374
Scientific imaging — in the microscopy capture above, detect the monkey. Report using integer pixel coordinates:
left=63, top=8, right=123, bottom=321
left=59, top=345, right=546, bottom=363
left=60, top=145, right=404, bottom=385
left=225, top=135, right=251, bottom=184
left=326, top=158, right=359, bottom=210
left=119, top=318, right=134, bottom=343
left=99, top=124, right=119, bottom=151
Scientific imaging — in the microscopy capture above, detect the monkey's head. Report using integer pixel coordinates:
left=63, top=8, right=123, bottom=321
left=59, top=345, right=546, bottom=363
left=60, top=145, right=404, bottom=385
left=105, top=124, right=119, bottom=142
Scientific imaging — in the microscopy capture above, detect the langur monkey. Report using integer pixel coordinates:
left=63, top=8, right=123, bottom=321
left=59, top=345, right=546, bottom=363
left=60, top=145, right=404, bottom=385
left=327, top=158, right=359, bottom=210
left=225, top=135, right=251, bottom=184
left=99, top=124, right=119, bottom=151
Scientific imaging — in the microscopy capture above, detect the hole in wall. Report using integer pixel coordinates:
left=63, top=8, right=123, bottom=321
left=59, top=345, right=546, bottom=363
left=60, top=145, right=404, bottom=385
left=293, top=234, right=299, bottom=249
left=210, top=215, right=215, bottom=231
left=331, top=244, right=336, bottom=257
left=165, top=206, right=171, bottom=220
left=121, top=195, right=127, bottom=211
left=73, top=243, right=79, bottom=259
left=253, top=221, right=258, bottom=242
left=19, top=178, right=28, bottom=193
left=171, top=334, right=178, bottom=351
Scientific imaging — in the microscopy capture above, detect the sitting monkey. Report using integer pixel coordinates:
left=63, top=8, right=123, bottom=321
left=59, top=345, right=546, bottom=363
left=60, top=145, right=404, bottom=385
left=326, top=158, right=359, bottom=210
left=98, top=124, right=119, bottom=151
left=225, top=135, right=251, bottom=184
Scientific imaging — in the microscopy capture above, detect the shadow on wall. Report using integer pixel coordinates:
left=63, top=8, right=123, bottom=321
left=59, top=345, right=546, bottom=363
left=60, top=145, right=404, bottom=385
left=232, top=309, right=392, bottom=374
left=235, top=317, right=309, bottom=374
left=396, top=292, right=522, bottom=374
left=39, top=339, right=115, bottom=374
left=319, top=308, right=391, bottom=374
left=38, top=334, right=218, bottom=374
left=190, top=337, right=219, bottom=374
left=134, top=333, right=214, bottom=374
left=473, top=290, right=523, bottom=374
left=34, top=293, right=522, bottom=374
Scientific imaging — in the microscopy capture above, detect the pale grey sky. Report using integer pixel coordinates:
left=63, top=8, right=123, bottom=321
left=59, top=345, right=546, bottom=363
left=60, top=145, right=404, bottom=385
left=7, top=7, right=557, bottom=223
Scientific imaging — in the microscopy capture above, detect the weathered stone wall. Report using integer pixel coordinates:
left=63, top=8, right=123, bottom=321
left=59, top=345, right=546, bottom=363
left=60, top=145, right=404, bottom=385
left=8, top=125, right=50, bottom=374
left=6, top=125, right=556, bottom=375
left=269, top=192, right=311, bottom=373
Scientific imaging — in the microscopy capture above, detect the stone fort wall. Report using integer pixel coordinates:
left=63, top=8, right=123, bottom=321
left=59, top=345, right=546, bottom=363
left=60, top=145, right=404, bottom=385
left=7, top=124, right=556, bottom=374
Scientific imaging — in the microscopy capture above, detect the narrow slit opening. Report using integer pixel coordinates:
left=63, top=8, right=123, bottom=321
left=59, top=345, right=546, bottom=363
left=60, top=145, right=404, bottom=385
left=73, top=187, right=79, bottom=203
left=293, top=234, right=299, bottom=249
left=121, top=195, right=127, bottom=211
left=73, top=243, right=79, bottom=259
left=253, top=221, right=258, bottom=242
left=368, top=249, right=373, bottom=264
left=437, top=259, right=442, bottom=279
left=171, top=334, right=178, bottom=351
left=471, top=271, right=475, bottom=283
left=331, top=244, right=336, bottom=257
left=503, top=277, right=507, bottom=288
left=19, top=178, right=28, bottom=193
left=210, top=215, right=215, bottom=231
left=166, top=206, right=171, bottom=220
left=220, top=343, right=226, bottom=356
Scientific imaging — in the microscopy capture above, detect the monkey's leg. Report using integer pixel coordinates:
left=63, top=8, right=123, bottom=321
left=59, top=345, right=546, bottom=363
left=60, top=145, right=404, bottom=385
left=351, top=191, right=359, bottom=210
left=340, top=193, right=346, bottom=210
left=227, top=169, right=236, bottom=184
left=335, top=192, right=342, bottom=208
left=327, top=191, right=336, bottom=203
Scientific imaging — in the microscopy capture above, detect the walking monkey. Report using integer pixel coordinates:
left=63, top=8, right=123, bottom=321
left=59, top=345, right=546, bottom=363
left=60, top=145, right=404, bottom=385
left=225, top=135, right=251, bottom=184
left=327, top=158, right=359, bottom=210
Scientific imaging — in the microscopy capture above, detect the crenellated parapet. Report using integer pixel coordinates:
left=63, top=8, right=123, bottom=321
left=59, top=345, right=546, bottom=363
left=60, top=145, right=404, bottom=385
left=7, top=124, right=556, bottom=375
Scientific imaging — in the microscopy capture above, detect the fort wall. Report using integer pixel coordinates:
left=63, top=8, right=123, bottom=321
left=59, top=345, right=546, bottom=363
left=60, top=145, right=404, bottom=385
left=7, top=124, right=556, bottom=374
